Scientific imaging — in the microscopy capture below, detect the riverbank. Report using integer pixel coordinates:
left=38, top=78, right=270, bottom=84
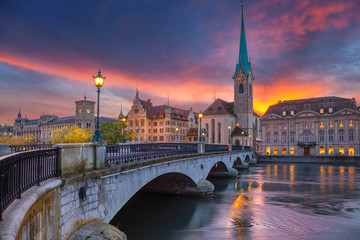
left=257, top=155, right=360, bottom=164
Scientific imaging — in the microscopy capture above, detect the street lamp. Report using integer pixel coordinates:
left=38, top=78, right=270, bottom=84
left=228, top=125, right=231, bottom=148
left=122, top=117, right=126, bottom=143
left=175, top=127, right=179, bottom=143
left=241, top=131, right=245, bottom=150
left=198, top=112, right=203, bottom=142
left=92, top=69, right=105, bottom=142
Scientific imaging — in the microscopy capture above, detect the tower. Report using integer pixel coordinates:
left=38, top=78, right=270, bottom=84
left=233, top=2, right=254, bottom=136
left=75, top=98, right=95, bottom=129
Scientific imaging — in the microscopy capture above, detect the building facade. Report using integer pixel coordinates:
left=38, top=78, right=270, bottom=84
left=261, top=97, right=360, bottom=156
left=0, top=125, right=13, bottom=138
left=201, top=4, right=261, bottom=150
left=126, top=91, right=198, bottom=143
left=13, top=98, right=117, bottom=143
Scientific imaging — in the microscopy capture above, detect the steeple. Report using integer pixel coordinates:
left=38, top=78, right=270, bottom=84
left=119, top=104, right=125, bottom=119
left=234, top=2, right=251, bottom=77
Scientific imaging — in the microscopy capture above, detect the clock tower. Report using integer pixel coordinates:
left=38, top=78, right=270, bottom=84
left=233, top=3, right=254, bottom=137
left=75, top=99, right=95, bottom=129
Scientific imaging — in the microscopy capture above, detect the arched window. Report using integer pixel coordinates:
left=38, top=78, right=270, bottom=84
left=328, top=146, right=334, bottom=154
left=282, top=147, right=287, bottom=154
left=349, top=146, right=354, bottom=156
left=135, top=120, right=139, bottom=126
left=211, top=119, right=215, bottom=143
left=235, top=139, right=240, bottom=146
left=339, top=146, right=345, bottom=154
left=129, top=120, right=133, bottom=127
left=266, top=147, right=271, bottom=155
left=239, top=84, right=244, bottom=94
left=274, top=147, right=278, bottom=155
left=141, top=119, right=145, bottom=126
left=319, top=146, right=325, bottom=154
left=290, top=147, right=295, bottom=154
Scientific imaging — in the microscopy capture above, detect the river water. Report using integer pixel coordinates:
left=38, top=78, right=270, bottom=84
left=111, top=163, right=360, bottom=240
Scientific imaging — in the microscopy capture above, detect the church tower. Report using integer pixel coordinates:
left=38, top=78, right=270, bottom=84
left=233, top=2, right=254, bottom=136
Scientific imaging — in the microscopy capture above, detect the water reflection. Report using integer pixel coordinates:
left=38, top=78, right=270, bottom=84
left=111, top=164, right=360, bottom=240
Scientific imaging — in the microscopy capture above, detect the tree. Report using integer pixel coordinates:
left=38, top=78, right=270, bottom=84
left=100, top=122, right=137, bottom=144
left=0, top=135, right=38, bottom=144
left=48, top=125, right=92, bottom=144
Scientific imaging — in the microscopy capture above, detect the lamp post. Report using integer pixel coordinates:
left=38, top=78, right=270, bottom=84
left=92, top=69, right=105, bottom=142
left=122, top=117, right=126, bottom=143
left=175, top=127, right=179, bottom=143
left=198, top=112, right=203, bottom=142
left=241, top=131, right=244, bottom=150
left=228, top=125, right=231, bottom=149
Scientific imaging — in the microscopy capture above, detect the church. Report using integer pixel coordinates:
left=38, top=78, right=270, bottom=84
left=201, top=3, right=261, bottom=151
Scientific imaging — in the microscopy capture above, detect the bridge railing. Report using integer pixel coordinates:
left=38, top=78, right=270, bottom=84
left=106, top=143, right=198, bottom=166
left=0, top=148, right=59, bottom=221
left=9, top=144, right=53, bottom=154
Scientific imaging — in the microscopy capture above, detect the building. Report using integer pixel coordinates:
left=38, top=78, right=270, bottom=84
left=126, top=91, right=198, bottom=143
left=201, top=3, right=261, bottom=150
left=0, top=125, right=13, bottom=138
left=13, top=98, right=118, bottom=143
left=261, top=96, right=360, bottom=156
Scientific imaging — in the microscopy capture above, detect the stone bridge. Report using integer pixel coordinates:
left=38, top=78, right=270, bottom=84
left=0, top=143, right=255, bottom=239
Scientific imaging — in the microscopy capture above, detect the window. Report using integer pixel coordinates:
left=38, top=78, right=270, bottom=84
left=273, top=147, right=278, bottom=155
left=239, top=84, right=244, bottom=94
left=153, top=129, right=158, bottom=133
left=328, top=132, right=334, bottom=142
left=159, top=121, right=164, bottom=126
left=339, top=146, right=345, bottom=154
left=290, top=123, right=295, bottom=129
left=339, top=132, right=344, bottom=141
left=218, top=122, right=221, bottom=143
left=339, top=121, right=344, bottom=127
left=328, top=146, right=334, bottom=154
left=320, top=122, right=324, bottom=128
left=141, top=119, right=145, bottom=126
left=266, top=147, right=271, bottom=155
left=328, top=107, right=333, bottom=113
left=290, top=147, right=295, bottom=154
left=349, top=146, right=354, bottom=156
left=320, top=108, right=324, bottom=114
left=266, top=134, right=270, bottom=143
left=290, top=110, right=295, bottom=116
left=129, top=120, right=133, bottom=127
left=274, top=134, right=278, bottom=143
left=86, top=122, right=91, bottom=128
left=319, top=133, right=324, bottom=142
left=305, top=122, right=309, bottom=128
left=153, top=136, right=157, bottom=141
left=282, top=110, right=287, bottom=117
left=154, top=122, right=158, bottom=126
left=290, top=134, right=295, bottom=142
left=282, top=134, right=287, bottom=142
left=283, top=123, right=287, bottom=130
left=349, top=120, right=354, bottom=127
left=211, top=119, right=215, bottom=144
left=329, top=121, right=333, bottom=128
left=300, top=123, right=303, bottom=129
left=304, top=134, right=309, bottom=142
left=349, top=132, right=354, bottom=141
left=282, top=147, right=287, bottom=154
left=267, top=124, right=270, bottom=131
left=319, top=147, right=325, bottom=154
left=159, top=136, right=164, bottom=141
left=77, top=123, right=81, bottom=128
left=160, top=128, right=164, bottom=133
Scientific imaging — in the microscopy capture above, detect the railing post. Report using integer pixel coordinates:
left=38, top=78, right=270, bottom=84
left=17, top=157, right=22, bottom=199
left=55, top=148, right=61, bottom=177
left=0, top=163, right=4, bottom=221
left=37, top=152, right=41, bottom=186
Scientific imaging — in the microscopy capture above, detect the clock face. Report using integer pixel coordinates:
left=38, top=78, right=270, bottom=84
left=87, top=109, right=91, bottom=114
left=78, top=109, right=82, bottom=114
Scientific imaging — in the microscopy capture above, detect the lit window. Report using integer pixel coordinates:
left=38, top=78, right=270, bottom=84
left=290, top=123, right=295, bottom=129
left=349, top=146, right=354, bottom=156
left=282, top=147, right=287, bottom=154
left=274, top=147, right=278, bottom=155
left=282, top=110, right=287, bottom=116
left=328, top=146, right=334, bottom=154
left=266, top=147, right=271, bottom=155
left=329, top=121, right=333, bottom=128
left=320, top=108, right=324, bottom=114
left=339, top=121, right=344, bottom=127
left=305, top=122, right=309, bottom=128
left=339, top=146, right=345, bottom=154
left=283, top=123, right=287, bottom=130
left=349, top=120, right=354, bottom=127
left=320, top=122, right=324, bottom=128
left=319, top=147, right=325, bottom=154
left=328, top=107, right=333, bottom=113
left=290, top=110, right=295, bottom=116
left=274, top=134, right=278, bottom=143
left=290, top=147, right=295, bottom=154
left=274, top=124, right=278, bottom=130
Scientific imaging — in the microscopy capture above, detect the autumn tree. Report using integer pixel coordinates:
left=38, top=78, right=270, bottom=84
left=48, top=125, right=92, bottom=144
left=1, top=135, right=38, bottom=144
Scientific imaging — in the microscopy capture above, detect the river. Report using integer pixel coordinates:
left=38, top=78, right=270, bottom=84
left=111, top=163, right=360, bottom=240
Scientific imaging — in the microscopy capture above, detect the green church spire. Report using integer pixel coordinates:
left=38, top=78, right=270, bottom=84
left=234, top=2, right=251, bottom=77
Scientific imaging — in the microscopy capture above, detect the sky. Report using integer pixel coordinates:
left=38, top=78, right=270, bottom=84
left=1, top=0, right=360, bottom=125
